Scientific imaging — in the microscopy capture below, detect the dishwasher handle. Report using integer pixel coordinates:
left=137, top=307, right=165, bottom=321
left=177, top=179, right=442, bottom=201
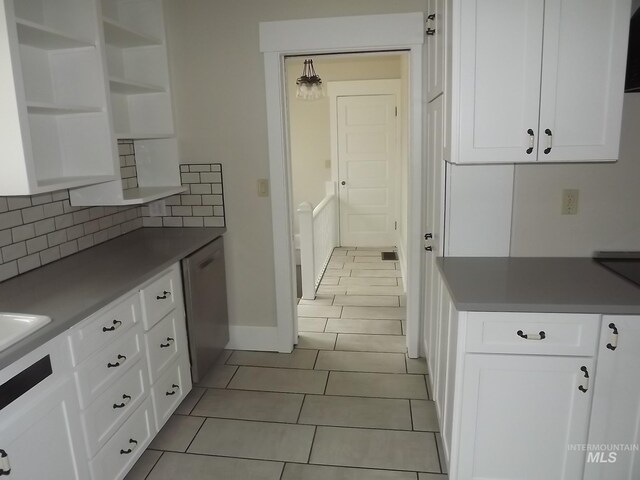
left=198, top=249, right=221, bottom=270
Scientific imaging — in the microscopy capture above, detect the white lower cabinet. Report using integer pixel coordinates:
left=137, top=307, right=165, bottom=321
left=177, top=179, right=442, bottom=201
left=584, top=316, right=640, bottom=480
left=457, top=354, right=593, bottom=479
left=150, top=353, right=192, bottom=430
left=0, top=376, right=89, bottom=480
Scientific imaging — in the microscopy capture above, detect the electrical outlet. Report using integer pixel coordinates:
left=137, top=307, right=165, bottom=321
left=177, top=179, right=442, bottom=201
left=257, top=179, right=269, bottom=197
left=149, top=199, right=167, bottom=217
left=561, top=189, right=579, bottom=215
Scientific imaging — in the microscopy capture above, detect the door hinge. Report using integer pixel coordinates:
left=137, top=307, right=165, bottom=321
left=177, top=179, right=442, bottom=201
left=395, top=106, right=398, bottom=117
left=394, top=221, right=398, bottom=230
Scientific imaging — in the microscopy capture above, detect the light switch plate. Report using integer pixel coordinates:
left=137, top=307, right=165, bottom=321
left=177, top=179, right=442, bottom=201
left=561, top=189, right=579, bottom=215
left=257, top=179, right=269, bottom=197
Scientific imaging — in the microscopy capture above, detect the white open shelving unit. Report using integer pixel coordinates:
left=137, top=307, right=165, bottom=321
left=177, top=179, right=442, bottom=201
left=70, top=0, right=183, bottom=205
left=0, top=0, right=118, bottom=195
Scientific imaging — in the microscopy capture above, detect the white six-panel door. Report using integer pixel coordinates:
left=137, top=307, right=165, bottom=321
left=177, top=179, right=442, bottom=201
left=336, top=92, right=399, bottom=247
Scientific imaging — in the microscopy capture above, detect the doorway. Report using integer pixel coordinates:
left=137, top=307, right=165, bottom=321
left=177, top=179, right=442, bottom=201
left=259, top=13, right=426, bottom=357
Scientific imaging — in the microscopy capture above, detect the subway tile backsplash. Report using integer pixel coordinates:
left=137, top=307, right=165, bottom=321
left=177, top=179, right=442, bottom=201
left=0, top=147, right=226, bottom=283
left=141, top=163, right=226, bottom=228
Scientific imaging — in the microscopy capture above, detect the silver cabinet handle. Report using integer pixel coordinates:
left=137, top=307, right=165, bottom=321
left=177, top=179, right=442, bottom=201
left=526, top=129, right=535, bottom=154
left=578, top=366, right=590, bottom=393
left=544, top=129, right=553, bottom=154
left=606, top=323, right=618, bottom=351
left=517, top=330, right=546, bottom=340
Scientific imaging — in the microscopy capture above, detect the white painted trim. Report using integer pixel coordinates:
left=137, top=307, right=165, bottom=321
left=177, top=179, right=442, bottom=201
left=225, top=325, right=281, bottom=351
left=260, top=13, right=425, bottom=358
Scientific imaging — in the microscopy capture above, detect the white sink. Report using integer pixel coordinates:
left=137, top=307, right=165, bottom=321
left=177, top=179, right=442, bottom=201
left=0, top=313, right=51, bottom=352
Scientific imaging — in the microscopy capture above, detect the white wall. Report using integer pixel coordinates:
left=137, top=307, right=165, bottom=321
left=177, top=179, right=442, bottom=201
left=286, top=54, right=402, bottom=233
left=163, top=0, right=428, bottom=328
left=511, top=94, right=640, bottom=256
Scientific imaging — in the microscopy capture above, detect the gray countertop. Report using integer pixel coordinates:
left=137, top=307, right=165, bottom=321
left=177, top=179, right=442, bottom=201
left=0, top=227, right=225, bottom=369
left=437, top=257, right=640, bottom=314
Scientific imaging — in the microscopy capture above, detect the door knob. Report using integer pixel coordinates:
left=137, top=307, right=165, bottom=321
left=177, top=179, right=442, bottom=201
left=341, top=181, right=346, bottom=186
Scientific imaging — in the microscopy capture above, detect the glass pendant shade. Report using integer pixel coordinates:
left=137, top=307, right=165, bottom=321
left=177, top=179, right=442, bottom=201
left=296, top=59, right=324, bottom=100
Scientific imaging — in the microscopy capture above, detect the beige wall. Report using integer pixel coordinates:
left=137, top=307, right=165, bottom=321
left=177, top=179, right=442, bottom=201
left=164, top=0, right=428, bottom=328
left=511, top=94, right=640, bottom=256
left=286, top=54, right=403, bottom=233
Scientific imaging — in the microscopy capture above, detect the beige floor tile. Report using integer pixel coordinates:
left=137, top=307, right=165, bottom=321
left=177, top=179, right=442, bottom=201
left=317, top=286, right=348, bottom=295
left=341, top=262, right=396, bottom=270
left=228, top=366, right=328, bottom=394
left=282, top=463, right=416, bottom=480
left=310, top=426, right=440, bottom=472
left=436, top=433, right=447, bottom=474
left=346, top=286, right=405, bottom=296
left=419, top=474, right=449, bottom=480
left=320, top=276, right=340, bottom=285
left=332, top=248, right=349, bottom=254
left=333, top=295, right=399, bottom=307
left=322, top=269, right=351, bottom=277
left=298, top=295, right=335, bottom=305
left=326, top=372, right=428, bottom=399
left=299, top=395, right=412, bottom=430
left=346, top=250, right=382, bottom=257
left=335, top=334, right=407, bottom=353
left=124, top=449, right=162, bottom=480
left=325, top=318, right=402, bottom=335
left=174, top=386, right=206, bottom=415
left=228, top=349, right=317, bottom=369
left=406, top=356, right=429, bottom=374
left=355, top=247, right=391, bottom=251
left=196, top=364, right=238, bottom=388
left=338, top=277, right=398, bottom=286
left=352, top=256, right=384, bottom=262
left=216, top=349, right=233, bottom=364
left=351, top=269, right=403, bottom=278
left=297, top=332, right=337, bottom=350
left=327, top=262, right=344, bottom=269
left=341, top=306, right=406, bottom=320
left=315, top=350, right=406, bottom=374
left=298, top=317, right=328, bottom=332
left=188, top=418, right=315, bottom=463
left=146, top=452, right=283, bottom=480
left=297, top=304, right=342, bottom=318
left=149, top=415, right=205, bottom=452
left=191, top=388, right=303, bottom=423
left=411, top=400, right=440, bottom=431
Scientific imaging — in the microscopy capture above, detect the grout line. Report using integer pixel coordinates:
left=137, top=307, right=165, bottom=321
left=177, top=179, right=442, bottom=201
left=224, top=365, right=240, bottom=388
left=307, top=426, right=317, bottom=464
left=296, top=394, right=307, bottom=424
left=434, top=432, right=444, bottom=474
left=312, top=350, right=320, bottom=369
left=409, top=398, right=415, bottom=431
left=142, top=450, right=165, bottom=480
left=183, top=416, right=208, bottom=453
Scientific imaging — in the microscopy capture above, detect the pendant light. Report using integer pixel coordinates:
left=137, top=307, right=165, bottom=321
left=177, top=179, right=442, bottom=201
left=296, top=59, right=324, bottom=100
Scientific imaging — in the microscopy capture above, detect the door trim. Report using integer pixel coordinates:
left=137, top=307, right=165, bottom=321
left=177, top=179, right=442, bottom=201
left=328, top=79, right=402, bottom=248
left=259, top=12, right=425, bottom=356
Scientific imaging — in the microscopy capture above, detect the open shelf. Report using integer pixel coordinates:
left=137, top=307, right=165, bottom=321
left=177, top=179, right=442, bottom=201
left=37, top=175, right=116, bottom=189
left=121, top=186, right=187, bottom=204
left=115, top=132, right=173, bottom=140
left=16, top=18, right=94, bottom=50
left=103, top=17, right=161, bottom=48
left=109, top=76, right=164, bottom=94
left=27, top=102, right=102, bottom=115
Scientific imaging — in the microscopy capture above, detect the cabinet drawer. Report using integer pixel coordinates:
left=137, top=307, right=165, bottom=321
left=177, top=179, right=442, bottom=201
left=140, top=266, right=183, bottom=330
left=75, top=327, right=144, bottom=408
left=68, top=293, right=140, bottom=366
left=151, top=354, right=192, bottom=430
left=465, top=312, right=600, bottom=356
left=89, top=396, right=154, bottom=480
left=145, top=310, right=187, bottom=383
left=81, top=359, right=150, bottom=458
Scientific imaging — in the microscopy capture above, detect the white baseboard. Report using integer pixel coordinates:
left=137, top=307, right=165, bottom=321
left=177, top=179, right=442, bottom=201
left=225, top=325, right=280, bottom=351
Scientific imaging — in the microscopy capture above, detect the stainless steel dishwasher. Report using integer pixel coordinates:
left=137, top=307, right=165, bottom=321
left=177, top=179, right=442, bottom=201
left=182, top=236, right=229, bottom=383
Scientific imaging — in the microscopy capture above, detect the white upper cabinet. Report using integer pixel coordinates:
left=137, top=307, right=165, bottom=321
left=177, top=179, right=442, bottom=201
left=450, top=0, right=630, bottom=164
left=0, top=0, right=118, bottom=195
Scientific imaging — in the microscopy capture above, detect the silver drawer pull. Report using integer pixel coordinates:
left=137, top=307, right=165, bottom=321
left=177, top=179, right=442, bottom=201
left=160, top=337, right=175, bottom=349
left=156, top=290, right=171, bottom=300
left=102, top=319, right=122, bottom=332
left=119, top=438, right=138, bottom=455
left=578, top=366, right=590, bottom=393
left=113, top=394, right=132, bottom=409
left=107, top=354, right=127, bottom=368
left=517, top=330, right=546, bottom=340
left=0, top=449, right=11, bottom=476
left=606, top=323, right=618, bottom=351
left=165, top=383, right=180, bottom=396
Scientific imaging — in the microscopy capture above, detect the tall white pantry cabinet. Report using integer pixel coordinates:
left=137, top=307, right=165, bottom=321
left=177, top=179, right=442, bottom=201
left=423, top=0, right=633, bottom=479
left=0, top=0, right=183, bottom=203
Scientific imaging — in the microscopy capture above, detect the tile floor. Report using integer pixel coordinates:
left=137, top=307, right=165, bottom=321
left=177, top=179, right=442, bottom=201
left=126, top=247, right=448, bottom=480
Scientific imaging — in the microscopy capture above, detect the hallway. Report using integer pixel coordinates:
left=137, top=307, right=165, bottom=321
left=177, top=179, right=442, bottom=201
left=125, top=247, right=447, bottom=480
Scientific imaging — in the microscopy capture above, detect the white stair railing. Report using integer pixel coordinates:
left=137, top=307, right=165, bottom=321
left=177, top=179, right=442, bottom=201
left=297, top=182, right=338, bottom=300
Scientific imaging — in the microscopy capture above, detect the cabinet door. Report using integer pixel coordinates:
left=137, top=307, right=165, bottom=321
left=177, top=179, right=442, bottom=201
left=457, top=354, right=593, bottom=479
left=0, top=378, right=89, bottom=480
left=426, top=0, right=445, bottom=101
left=457, top=0, right=544, bottom=163
left=538, top=0, right=630, bottom=162
left=584, top=316, right=640, bottom=480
